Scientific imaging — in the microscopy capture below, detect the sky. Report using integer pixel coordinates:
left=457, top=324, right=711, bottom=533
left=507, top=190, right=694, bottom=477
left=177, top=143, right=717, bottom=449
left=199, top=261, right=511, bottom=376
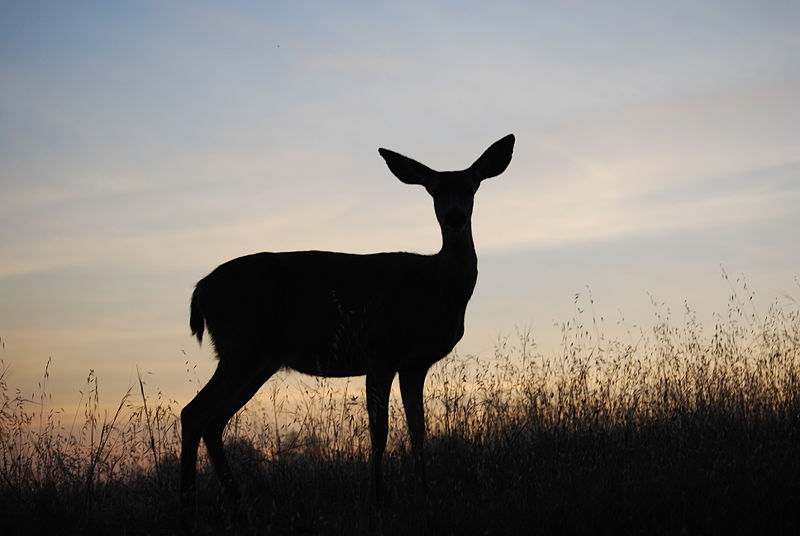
left=1, top=1, right=799, bottom=412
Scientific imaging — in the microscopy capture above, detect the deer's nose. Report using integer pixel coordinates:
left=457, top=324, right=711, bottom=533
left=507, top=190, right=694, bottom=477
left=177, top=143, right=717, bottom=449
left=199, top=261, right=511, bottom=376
left=443, top=209, right=468, bottom=232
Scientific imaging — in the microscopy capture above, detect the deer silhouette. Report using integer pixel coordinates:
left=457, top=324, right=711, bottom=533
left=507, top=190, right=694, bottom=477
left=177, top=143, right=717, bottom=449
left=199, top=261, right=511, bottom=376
left=180, top=134, right=515, bottom=520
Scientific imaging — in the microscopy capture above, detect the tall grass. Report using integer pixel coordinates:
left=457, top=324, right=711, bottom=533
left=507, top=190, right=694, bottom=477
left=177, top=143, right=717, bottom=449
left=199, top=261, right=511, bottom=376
left=1, top=286, right=799, bottom=535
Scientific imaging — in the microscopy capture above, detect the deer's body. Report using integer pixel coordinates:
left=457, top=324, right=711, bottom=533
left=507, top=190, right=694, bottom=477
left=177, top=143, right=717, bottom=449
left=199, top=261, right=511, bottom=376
left=180, top=134, right=514, bottom=526
left=192, top=247, right=476, bottom=377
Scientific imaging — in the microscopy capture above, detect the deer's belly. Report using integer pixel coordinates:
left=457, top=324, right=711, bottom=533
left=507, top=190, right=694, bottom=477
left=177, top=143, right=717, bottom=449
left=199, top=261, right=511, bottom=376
left=285, top=347, right=369, bottom=378
left=282, top=315, right=464, bottom=378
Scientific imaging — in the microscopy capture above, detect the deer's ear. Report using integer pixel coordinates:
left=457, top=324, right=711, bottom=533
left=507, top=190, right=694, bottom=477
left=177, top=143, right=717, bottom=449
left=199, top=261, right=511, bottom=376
left=379, top=148, right=434, bottom=186
left=471, top=134, right=515, bottom=181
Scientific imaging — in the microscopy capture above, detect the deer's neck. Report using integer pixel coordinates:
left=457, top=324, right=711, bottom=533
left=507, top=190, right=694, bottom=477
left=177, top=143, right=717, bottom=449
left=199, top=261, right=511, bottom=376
left=437, top=225, right=478, bottom=299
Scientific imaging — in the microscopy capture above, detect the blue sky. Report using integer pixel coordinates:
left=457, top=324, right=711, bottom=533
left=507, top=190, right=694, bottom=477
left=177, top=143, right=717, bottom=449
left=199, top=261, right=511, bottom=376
left=1, top=1, right=799, bottom=409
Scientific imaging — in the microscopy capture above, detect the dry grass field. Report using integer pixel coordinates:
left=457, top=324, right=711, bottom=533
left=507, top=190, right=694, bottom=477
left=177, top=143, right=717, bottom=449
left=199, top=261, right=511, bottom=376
left=2, top=287, right=798, bottom=535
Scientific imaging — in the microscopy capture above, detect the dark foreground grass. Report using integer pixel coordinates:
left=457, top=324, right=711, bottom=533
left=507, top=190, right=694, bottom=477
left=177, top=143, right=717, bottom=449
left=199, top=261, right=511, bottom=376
left=2, top=290, right=799, bottom=535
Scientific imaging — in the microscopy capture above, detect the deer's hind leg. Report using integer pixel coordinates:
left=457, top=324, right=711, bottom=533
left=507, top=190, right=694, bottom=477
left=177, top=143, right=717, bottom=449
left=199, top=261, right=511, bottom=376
left=181, top=361, right=232, bottom=518
left=205, top=358, right=280, bottom=499
left=181, top=350, right=279, bottom=508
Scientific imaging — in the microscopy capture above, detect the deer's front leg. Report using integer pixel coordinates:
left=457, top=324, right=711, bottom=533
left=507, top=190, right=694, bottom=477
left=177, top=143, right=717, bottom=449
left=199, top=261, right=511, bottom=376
left=366, top=369, right=394, bottom=504
left=400, top=364, right=429, bottom=493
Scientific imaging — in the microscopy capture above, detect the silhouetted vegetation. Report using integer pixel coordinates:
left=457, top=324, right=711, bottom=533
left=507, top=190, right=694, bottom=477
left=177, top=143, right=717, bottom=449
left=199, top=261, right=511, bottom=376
left=2, top=286, right=799, bottom=535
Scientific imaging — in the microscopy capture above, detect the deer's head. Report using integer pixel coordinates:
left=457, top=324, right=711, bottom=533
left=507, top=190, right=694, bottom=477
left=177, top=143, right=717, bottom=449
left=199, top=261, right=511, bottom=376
left=379, top=134, right=514, bottom=234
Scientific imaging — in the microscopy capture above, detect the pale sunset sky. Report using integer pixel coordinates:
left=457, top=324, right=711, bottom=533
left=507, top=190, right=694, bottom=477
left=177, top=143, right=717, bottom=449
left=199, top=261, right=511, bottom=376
left=1, top=1, right=799, bottom=411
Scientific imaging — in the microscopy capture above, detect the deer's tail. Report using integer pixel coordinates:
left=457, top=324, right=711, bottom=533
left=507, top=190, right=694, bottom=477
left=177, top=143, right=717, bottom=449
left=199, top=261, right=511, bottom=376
left=190, top=285, right=205, bottom=345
